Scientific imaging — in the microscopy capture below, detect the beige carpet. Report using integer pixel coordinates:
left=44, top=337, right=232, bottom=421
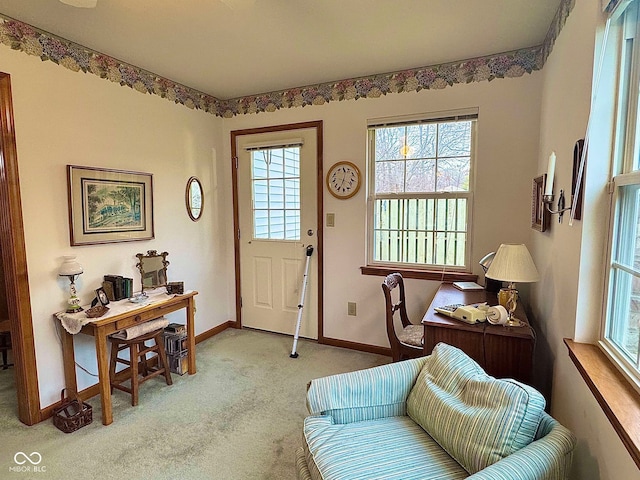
left=0, top=328, right=389, bottom=479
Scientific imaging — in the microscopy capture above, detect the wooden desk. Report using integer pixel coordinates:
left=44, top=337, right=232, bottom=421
left=422, top=284, right=534, bottom=383
left=56, top=291, right=198, bottom=425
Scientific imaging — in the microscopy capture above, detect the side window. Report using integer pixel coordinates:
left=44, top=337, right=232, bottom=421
left=603, top=0, right=640, bottom=383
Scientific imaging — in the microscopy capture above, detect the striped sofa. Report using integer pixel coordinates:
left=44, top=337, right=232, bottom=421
left=296, top=343, right=575, bottom=480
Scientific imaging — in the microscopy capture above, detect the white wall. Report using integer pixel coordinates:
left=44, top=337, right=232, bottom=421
left=5, top=11, right=631, bottom=478
left=222, top=74, right=543, bottom=348
left=0, top=46, right=230, bottom=407
left=531, top=0, right=639, bottom=477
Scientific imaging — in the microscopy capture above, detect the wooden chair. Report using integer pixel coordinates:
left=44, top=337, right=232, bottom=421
left=382, top=273, right=424, bottom=362
left=109, top=329, right=172, bottom=406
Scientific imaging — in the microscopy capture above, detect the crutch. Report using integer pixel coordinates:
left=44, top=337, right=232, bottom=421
left=290, top=245, right=314, bottom=358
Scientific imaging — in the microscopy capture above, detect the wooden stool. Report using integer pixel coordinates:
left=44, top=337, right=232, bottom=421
left=109, top=329, right=172, bottom=406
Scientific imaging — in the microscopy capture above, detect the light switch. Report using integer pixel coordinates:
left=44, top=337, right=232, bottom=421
left=326, top=213, right=335, bottom=227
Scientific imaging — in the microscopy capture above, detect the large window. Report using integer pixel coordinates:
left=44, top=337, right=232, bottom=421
left=367, top=112, right=476, bottom=270
left=604, top=0, right=640, bottom=384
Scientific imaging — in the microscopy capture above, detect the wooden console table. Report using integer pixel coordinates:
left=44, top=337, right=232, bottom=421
left=422, top=284, right=534, bottom=384
left=55, top=291, right=198, bottom=425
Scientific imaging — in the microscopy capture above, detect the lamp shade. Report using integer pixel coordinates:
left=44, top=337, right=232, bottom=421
left=59, top=255, right=83, bottom=276
left=485, top=244, right=539, bottom=283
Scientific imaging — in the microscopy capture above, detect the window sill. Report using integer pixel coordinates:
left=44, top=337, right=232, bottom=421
left=564, top=338, right=640, bottom=469
left=360, top=265, right=477, bottom=282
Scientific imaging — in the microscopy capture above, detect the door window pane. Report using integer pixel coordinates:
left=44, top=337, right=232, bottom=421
left=251, top=147, right=300, bottom=240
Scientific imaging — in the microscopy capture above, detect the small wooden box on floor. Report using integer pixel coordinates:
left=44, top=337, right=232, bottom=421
left=422, top=283, right=535, bottom=384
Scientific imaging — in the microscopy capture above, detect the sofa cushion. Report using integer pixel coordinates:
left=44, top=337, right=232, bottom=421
left=406, top=343, right=545, bottom=474
left=303, top=415, right=468, bottom=480
left=306, top=356, right=428, bottom=424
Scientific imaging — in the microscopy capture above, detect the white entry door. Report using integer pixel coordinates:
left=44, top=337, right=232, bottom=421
left=237, top=128, right=318, bottom=339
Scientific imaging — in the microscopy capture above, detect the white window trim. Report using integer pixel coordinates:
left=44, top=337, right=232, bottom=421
left=602, top=173, right=640, bottom=390
left=601, top=0, right=640, bottom=393
left=365, top=112, right=477, bottom=271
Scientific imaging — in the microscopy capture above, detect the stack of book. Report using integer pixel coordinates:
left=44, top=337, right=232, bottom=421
left=162, top=323, right=188, bottom=375
left=102, top=275, right=134, bottom=301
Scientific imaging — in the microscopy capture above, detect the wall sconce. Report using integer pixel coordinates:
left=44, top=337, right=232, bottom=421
left=59, top=255, right=83, bottom=313
left=542, top=141, right=585, bottom=223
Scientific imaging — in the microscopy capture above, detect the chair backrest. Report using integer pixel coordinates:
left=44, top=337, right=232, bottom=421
left=382, top=273, right=411, bottom=351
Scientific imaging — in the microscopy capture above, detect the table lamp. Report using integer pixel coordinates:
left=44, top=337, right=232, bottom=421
left=59, top=255, right=83, bottom=313
left=485, top=244, right=539, bottom=327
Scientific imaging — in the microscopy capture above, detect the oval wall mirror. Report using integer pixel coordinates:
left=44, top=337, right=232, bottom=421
left=186, top=176, right=204, bottom=221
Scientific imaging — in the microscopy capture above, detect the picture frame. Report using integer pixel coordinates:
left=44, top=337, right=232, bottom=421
left=95, top=287, right=110, bottom=306
left=532, top=174, right=549, bottom=232
left=67, top=165, right=154, bottom=246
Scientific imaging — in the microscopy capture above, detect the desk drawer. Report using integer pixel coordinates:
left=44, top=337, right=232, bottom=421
left=114, top=310, right=161, bottom=330
left=114, top=301, right=184, bottom=330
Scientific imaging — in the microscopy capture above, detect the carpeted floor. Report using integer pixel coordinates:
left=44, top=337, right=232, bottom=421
left=0, top=328, right=389, bottom=479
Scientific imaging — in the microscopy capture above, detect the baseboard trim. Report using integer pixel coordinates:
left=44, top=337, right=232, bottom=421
left=320, top=337, right=391, bottom=357
left=40, top=320, right=235, bottom=422
left=195, top=320, right=234, bottom=344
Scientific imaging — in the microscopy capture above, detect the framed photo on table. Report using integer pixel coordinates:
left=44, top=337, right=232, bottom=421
left=67, top=165, right=154, bottom=246
left=95, top=287, right=110, bottom=306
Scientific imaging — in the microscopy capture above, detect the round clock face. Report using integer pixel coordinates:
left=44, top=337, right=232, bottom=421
left=327, top=161, right=361, bottom=199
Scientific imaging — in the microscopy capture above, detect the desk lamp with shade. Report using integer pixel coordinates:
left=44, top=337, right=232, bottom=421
left=485, top=244, right=539, bottom=327
left=59, top=255, right=83, bottom=313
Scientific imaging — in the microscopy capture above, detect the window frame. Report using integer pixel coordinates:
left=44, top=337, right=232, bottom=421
left=602, top=0, right=640, bottom=391
left=366, top=110, right=477, bottom=272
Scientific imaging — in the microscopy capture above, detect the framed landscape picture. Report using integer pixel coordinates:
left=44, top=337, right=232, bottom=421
left=67, top=165, right=154, bottom=246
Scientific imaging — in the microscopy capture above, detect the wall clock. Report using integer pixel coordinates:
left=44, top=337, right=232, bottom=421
left=326, top=161, right=361, bottom=199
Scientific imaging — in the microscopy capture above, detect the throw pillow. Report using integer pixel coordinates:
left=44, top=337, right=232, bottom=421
left=407, top=342, right=545, bottom=474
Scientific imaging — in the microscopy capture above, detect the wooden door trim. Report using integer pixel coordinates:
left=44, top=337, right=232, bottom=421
left=230, top=121, right=324, bottom=341
left=0, top=73, right=40, bottom=425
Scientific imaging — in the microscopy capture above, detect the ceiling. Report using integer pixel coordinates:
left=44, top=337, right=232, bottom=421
left=0, top=0, right=562, bottom=100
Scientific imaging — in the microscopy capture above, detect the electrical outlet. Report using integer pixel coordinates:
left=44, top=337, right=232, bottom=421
left=326, top=213, right=335, bottom=227
left=347, top=302, right=356, bottom=316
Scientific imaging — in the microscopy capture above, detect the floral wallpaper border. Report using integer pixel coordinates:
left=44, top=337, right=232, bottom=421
left=0, top=0, right=574, bottom=117
left=0, top=15, right=222, bottom=115
left=540, top=0, right=575, bottom=66
left=217, top=46, right=543, bottom=117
